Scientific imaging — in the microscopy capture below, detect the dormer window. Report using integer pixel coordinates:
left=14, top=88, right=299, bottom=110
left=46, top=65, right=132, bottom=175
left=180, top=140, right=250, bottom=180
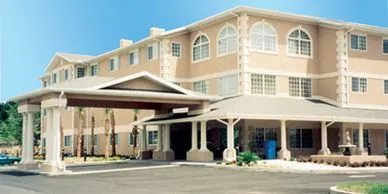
left=109, top=56, right=119, bottom=71
left=77, top=67, right=86, bottom=78
left=53, top=73, right=58, bottom=83
left=64, top=69, right=69, bottom=80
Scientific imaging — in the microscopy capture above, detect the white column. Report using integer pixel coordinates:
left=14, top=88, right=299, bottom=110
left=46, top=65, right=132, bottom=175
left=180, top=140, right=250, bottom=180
left=163, top=124, right=172, bottom=152
left=199, top=121, right=208, bottom=151
left=277, top=120, right=291, bottom=160
left=25, top=112, right=35, bottom=163
left=223, top=118, right=236, bottom=162
left=155, top=125, right=163, bottom=152
left=141, top=125, right=147, bottom=152
left=319, top=121, right=331, bottom=155
left=358, top=123, right=364, bottom=150
left=190, top=122, right=198, bottom=151
left=45, top=108, right=61, bottom=165
left=21, top=113, right=28, bottom=163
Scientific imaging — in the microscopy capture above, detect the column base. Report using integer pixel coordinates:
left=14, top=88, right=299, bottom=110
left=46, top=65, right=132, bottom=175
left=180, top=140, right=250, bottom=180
left=17, top=162, right=38, bottom=170
left=223, top=148, right=236, bottom=162
left=40, top=162, right=66, bottom=173
left=152, top=150, right=175, bottom=160
left=318, top=148, right=331, bottom=155
left=140, top=150, right=153, bottom=160
left=186, top=150, right=213, bottom=161
left=277, top=149, right=291, bottom=160
left=356, top=148, right=368, bottom=156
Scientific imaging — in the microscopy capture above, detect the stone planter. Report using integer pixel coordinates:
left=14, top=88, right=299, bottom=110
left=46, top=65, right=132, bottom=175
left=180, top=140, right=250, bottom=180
left=329, top=186, right=363, bottom=194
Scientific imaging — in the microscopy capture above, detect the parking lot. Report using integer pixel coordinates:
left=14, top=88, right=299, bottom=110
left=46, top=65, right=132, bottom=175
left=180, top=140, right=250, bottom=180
left=1, top=165, right=388, bottom=194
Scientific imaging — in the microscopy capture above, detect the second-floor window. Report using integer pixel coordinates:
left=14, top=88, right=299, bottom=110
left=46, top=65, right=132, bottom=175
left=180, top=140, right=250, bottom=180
left=64, top=69, right=69, bottom=80
left=383, top=39, right=388, bottom=54
left=384, top=80, right=388, bottom=94
left=90, top=65, right=98, bottom=76
left=350, top=34, right=366, bottom=51
left=289, top=77, right=312, bottom=97
left=192, top=35, right=209, bottom=62
left=251, top=74, right=276, bottom=95
left=147, top=44, right=159, bottom=61
left=77, top=67, right=86, bottom=78
left=351, top=77, right=367, bottom=93
left=171, top=42, right=181, bottom=57
left=251, top=22, right=277, bottom=53
left=218, top=74, right=238, bottom=97
left=53, top=73, right=58, bottom=83
left=129, top=50, right=139, bottom=65
left=193, top=80, right=208, bottom=94
left=288, top=29, right=311, bottom=57
left=218, top=25, right=237, bottom=55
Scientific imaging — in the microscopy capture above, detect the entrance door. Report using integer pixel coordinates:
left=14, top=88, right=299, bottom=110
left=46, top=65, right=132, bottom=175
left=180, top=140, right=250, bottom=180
left=171, top=124, right=191, bottom=160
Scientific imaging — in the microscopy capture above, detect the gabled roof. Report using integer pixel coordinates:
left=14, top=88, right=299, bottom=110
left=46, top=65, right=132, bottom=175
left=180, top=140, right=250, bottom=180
left=45, top=52, right=94, bottom=72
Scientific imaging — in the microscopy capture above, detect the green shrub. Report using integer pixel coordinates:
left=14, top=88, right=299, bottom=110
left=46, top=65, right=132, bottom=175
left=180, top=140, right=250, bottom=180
left=237, top=152, right=260, bottom=164
left=384, top=148, right=388, bottom=159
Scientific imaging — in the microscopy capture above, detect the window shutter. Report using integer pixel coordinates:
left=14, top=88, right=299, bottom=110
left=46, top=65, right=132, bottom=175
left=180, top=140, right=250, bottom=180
left=153, top=43, right=159, bottom=59
left=134, top=49, right=139, bottom=64
left=96, top=65, right=100, bottom=76
left=115, top=56, right=120, bottom=70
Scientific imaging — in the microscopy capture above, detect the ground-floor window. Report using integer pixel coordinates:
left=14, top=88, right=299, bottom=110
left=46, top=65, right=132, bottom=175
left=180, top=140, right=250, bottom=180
left=42, top=138, right=46, bottom=147
left=110, top=134, right=119, bottom=146
left=252, top=128, right=277, bottom=148
left=128, top=132, right=140, bottom=146
left=148, top=131, right=158, bottom=145
left=64, top=135, right=72, bottom=147
left=352, top=129, right=369, bottom=148
left=385, top=130, right=388, bottom=147
left=289, top=128, right=313, bottom=149
left=93, top=135, right=98, bottom=146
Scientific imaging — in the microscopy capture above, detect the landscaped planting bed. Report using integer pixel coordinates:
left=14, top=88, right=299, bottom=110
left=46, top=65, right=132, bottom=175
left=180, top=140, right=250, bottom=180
left=337, top=182, right=388, bottom=194
left=297, top=156, right=388, bottom=168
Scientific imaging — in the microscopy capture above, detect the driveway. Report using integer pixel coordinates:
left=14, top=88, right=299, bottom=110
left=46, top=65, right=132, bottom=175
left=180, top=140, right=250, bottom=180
left=1, top=166, right=388, bottom=194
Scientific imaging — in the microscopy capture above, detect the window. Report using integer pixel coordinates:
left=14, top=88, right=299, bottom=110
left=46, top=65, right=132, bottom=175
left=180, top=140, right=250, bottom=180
left=147, top=44, right=158, bottom=60
left=53, top=73, right=58, bottom=83
left=148, top=131, right=158, bottom=144
left=288, top=29, right=311, bottom=57
left=90, top=65, right=98, bottom=76
left=251, top=22, right=277, bottom=53
left=384, top=80, right=388, bottom=94
left=252, top=128, right=277, bottom=148
left=290, top=129, right=313, bottom=149
left=193, top=80, right=208, bottom=94
left=383, top=39, right=388, bottom=54
left=385, top=130, right=388, bottom=147
left=218, top=74, right=238, bottom=97
left=43, top=81, right=47, bottom=87
left=64, top=69, right=69, bottom=80
left=171, top=42, right=181, bottom=57
left=352, top=129, right=369, bottom=148
left=289, top=77, right=312, bottom=97
left=42, top=138, right=46, bottom=147
left=64, top=135, right=72, bottom=147
left=218, top=25, right=237, bottom=55
left=128, top=132, right=140, bottom=146
left=109, top=57, right=119, bottom=71
left=77, top=67, right=86, bottom=78
left=251, top=74, right=276, bottom=95
left=93, top=135, right=98, bottom=146
left=350, top=34, right=367, bottom=51
left=351, top=77, right=367, bottom=93
left=192, top=35, right=210, bottom=61
left=110, top=134, right=119, bottom=145
left=129, top=50, right=139, bottom=65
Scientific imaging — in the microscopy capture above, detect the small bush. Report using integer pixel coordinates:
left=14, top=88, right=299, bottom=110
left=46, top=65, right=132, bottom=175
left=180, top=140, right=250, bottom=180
left=326, top=161, right=332, bottom=165
left=237, top=152, right=260, bottom=164
left=369, top=161, right=376, bottom=167
left=290, top=157, right=296, bottom=161
left=384, top=148, right=388, bottom=159
left=237, top=161, right=243, bottom=166
left=333, top=160, right=340, bottom=166
left=319, top=159, right=324, bottom=164
left=340, top=161, right=347, bottom=167
left=361, top=161, right=368, bottom=167
left=350, top=162, right=360, bottom=168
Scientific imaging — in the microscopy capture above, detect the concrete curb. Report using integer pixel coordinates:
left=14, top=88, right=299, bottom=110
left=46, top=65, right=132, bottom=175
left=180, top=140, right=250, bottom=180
left=329, top=186, right=363, bottom=194
left=65, top=159, right=133, bottom=167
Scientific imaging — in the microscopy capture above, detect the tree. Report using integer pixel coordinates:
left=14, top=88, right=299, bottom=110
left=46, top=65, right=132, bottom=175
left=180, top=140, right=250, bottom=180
left=104, top=108, right=111, bottom=159
left=0, top=102, right=22, bottom=145
left=76, top=107, right=84, bottom=158
left=110, top=109, right=116, bottom=156
left=132, top=109, right=140, bottom=156
left=90, top=114, right=95, bottom=156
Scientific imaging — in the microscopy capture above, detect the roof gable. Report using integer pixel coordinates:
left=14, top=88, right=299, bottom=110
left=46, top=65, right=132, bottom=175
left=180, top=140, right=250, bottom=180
left=91, top=72, right=195, bottom=96
left=45, top=52, right=94, bottom=72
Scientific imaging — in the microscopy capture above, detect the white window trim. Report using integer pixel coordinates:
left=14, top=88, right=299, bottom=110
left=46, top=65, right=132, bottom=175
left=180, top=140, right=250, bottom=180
left=249, top=21, right=278, bottom=55
left=286, top=26, right=313, bottom=59
left=147, top=43, right=159, bottom=61
left=90, top=64, right=98, bottom=76
left=109, top=56, right=119, bottom=72
left=382, top=37, right=388, bottom=56
left=64, top=69, right=69, bottom=81
left=217, top=23, right=238, bottom=57
left=191, top=33, right=211, bottom=64
left=171, top=42, right=182, bottom=58
left=349, top=33, right=368, bottom=52
left=351, top=77, right=368, bottom=94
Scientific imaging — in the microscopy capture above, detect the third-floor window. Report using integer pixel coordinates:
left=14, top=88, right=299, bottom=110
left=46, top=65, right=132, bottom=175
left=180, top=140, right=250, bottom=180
left=192, top=35, right=210, bottom=62
left=288, top=29, right=312, bottom=57
left=218, top=25, right=237, bottom=55
left=251, top=22, right=277, bottom=53
left=350, top=34, right=367, bottom=51
left=171, top=42, right=181, bottom=57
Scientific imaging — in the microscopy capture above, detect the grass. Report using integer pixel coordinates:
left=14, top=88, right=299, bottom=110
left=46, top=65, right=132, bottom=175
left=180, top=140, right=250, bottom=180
left=337, top=182, right=388, bottom=194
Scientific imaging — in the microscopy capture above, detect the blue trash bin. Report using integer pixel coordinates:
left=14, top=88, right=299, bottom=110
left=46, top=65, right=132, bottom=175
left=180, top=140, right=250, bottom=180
left=264, top=140, right=277, bottom=160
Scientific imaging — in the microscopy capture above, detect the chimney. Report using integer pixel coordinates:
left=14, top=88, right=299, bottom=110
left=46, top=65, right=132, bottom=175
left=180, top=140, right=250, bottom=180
left=149, top=27, right=165, bottom=37
left=120, top=39, right=133, bottom=48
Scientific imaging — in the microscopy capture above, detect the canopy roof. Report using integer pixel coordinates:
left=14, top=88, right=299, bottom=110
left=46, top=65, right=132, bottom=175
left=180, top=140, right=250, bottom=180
left=143, top=96, right=388, bottom=124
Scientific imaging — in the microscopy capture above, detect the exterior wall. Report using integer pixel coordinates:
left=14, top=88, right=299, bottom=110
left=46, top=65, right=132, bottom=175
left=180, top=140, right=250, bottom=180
left=247, top=16, right=319, bottom=74
left=317, top=27, right=338, bottom=74
left=348, top=78, right=388, bottom=106
left=316, top=77, right=338, bottom=101
left=169, top=34, right=191, bottom=79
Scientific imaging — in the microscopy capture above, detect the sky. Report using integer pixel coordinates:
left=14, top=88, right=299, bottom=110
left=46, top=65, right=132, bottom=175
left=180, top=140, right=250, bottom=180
left=0, top=0, right=387, bottom=101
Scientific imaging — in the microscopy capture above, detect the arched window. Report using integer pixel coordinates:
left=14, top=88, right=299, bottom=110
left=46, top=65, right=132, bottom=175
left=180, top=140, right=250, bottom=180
left=288, top=28, right=311, bottom=56
left=192, top=35, right=210, bottom=61
left=251, top=22, right=277, bottom=52
left=218, top=25, right=237, bottom=55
